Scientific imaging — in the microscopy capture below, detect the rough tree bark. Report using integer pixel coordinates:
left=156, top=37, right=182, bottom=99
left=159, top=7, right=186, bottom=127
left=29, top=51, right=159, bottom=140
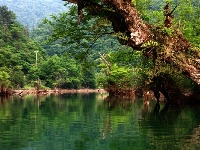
left=63, top=0, right=200, bottom=103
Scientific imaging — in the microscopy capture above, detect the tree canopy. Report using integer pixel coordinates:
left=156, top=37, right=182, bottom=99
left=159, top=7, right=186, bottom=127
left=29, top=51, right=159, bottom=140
left=54, top=0, right=200, bottom=102
left=1, top=0, right=200, bottom=103
left=61, top=0, right=200, bottom=82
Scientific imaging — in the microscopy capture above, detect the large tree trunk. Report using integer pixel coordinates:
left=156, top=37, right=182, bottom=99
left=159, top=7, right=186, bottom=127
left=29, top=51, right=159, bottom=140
left=63, top=0, right=200, bottom=102
left=101, top=0, right=200, bottom=85
left=63, top=0, right=200, bottom=84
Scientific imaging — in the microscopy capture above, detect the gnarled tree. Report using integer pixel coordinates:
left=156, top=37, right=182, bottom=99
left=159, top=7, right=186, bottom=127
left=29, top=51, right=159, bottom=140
left=63, top=0, right=200, bottom=103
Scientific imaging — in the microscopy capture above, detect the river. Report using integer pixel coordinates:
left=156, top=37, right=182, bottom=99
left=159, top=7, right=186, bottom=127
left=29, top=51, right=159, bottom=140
left=0, top=93, right=199, bottom=150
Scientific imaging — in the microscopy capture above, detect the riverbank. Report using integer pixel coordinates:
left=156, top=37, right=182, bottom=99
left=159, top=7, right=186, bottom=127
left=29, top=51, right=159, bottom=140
left=12, top=89, right=107, bottom=96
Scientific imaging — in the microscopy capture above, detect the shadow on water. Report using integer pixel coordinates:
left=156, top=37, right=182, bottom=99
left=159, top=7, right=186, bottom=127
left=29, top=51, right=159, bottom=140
left=104, top=95, right=200, bottom=149
left=103, top=96, right=135, bottom=111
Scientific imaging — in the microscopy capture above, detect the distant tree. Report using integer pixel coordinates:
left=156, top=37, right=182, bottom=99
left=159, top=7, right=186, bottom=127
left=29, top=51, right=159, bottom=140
left=0, top=6, right=16, bottom=26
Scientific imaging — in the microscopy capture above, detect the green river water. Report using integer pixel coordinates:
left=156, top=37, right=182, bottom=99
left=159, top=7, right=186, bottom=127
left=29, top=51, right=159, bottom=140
left=0, top=93, right=200, bottom=150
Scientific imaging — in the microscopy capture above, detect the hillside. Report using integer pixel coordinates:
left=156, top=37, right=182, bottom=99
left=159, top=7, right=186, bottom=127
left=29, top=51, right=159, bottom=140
left=0, top=0, right=68, bottom=27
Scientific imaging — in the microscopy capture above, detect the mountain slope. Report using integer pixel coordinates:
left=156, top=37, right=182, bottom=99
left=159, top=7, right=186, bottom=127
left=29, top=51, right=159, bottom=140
left=0, top=0, right=68, bottom=27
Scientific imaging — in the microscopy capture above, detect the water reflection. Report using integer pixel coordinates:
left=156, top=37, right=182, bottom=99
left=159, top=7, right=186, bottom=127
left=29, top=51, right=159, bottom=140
left=0, top=94, right=200, bottom=149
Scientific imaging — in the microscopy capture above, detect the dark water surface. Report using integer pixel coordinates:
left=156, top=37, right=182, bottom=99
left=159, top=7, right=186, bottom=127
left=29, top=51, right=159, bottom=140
left=0, top=93, right=200, bottom=150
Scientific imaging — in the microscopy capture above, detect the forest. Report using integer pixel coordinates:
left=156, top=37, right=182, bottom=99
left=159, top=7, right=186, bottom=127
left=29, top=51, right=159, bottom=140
left=0, top=0, right=200, bottom=104
left=0, top=0, right=67, bottom=28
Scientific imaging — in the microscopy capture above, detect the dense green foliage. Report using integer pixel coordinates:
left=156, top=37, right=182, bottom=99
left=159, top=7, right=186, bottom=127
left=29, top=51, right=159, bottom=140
left=42, top=5, right=150, bottom=90
left=0, top=6, right=44, bottom=89
left=44, top=1, right=200, bottom=92
left=96, top=50, right=153, bottom=90
left=174, top=0, right=200, bottom=47
left=30, top=23, right=67, bottom=56
left=0, top=6, right=95, bottom=90
left=136, top=0, right=200, bottom=47
left=1, top=0, right=200, bottom=92
left=42, top=6, right=120, bottom=57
